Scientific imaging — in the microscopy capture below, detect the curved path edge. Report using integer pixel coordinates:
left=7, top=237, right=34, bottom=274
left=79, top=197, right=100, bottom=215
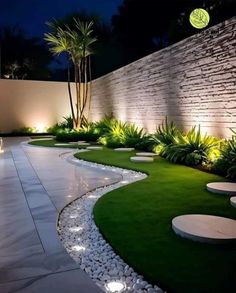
left=59, top=154, right=164, bottom=293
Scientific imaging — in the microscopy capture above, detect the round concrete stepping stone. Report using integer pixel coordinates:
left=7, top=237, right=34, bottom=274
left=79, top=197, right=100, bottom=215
left=114, top=148, right=134, bottom=152
left=136, top=152, right=157, bottom=157
left=207, top=182, right=236, bottom=195
left=86, top=146, right=103, bottom=150
left=172, top=214, right=236, bottom=244
left=54, top=143, right=70, bottom=146
left=78, top=142, right=90, bottom=146
left=230, top=197, right=236, bottom=208
left=130, top=156, right=154, bottom=162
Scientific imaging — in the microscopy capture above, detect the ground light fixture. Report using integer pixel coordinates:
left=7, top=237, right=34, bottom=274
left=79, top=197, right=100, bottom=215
left=105, top=281, right=126, bottom=292
left=0, top=137, right=4, bottom=153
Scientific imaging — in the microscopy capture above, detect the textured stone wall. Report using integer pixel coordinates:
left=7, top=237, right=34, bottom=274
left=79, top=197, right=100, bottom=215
left=90, top=17, right=236, bottom=138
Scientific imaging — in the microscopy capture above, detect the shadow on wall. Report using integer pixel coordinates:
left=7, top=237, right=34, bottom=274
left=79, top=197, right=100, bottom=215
left=161, top=48, right=184, bottom=131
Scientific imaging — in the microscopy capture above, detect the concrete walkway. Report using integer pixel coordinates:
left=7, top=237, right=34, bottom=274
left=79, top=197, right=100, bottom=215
left=0, top=138, right=121, bottom=293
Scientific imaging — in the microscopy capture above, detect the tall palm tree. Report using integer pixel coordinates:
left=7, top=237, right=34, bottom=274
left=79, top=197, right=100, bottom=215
left=44, top=19, right=97, bottom=129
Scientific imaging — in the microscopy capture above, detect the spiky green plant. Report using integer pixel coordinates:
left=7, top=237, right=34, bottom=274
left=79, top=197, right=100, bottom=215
left=98, top=120, right=127, bottom=148
left=165, top=126, right=221, bottom=166
left=123, top=123, right=146, bottom=147
left=94, top=114, right=117, bottom=136
left=214, top=129, right=236, bottom=181
left=152, top=118, right=180, bottom=155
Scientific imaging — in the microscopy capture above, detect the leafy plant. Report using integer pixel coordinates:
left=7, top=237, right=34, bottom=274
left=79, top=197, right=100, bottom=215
left=98, top=120, right=126, bottom=148
left=135, top=135, right=155, bottom=151
left=45, top=19, right=97, bottom=129
left=47, top=116, right=73, bottom=135
left=152, top=118, right=180, bottom=155
left=123, top=123, right=146, bottom=147
left=213, top=129, right=236, bottom=181
left=11, top=127, right=37, bottom=134
left=94, top=114, right=117, bottom=136
left=164, top=126, right=221, bottom=166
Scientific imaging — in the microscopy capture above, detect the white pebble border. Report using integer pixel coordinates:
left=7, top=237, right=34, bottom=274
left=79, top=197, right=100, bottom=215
left=58, top=157, right=164, bottom=293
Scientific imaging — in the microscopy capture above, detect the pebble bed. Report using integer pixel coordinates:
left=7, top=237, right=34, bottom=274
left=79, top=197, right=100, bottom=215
left=58, top=156, right=164, bottom=293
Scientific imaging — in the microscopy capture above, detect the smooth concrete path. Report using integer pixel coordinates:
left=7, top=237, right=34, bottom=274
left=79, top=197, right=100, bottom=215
left=0, top=137, right=122, bottom=293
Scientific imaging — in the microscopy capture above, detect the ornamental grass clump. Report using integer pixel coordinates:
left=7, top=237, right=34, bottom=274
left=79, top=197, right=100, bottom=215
left=164, top=126, right=221, bottom=166
left=98, top=120, right=127, bottom=148
left=152, top=118, right=180, bottom=156
left=123, top=123, right=146, bottom=147
left=214, top=129, right=236, bottom=181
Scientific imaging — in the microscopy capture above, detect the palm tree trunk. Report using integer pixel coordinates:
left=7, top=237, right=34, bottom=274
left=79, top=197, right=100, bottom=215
left=67, top=60, right=76, bottom=126
left=74, top=61, right=80, bottom=129
left=87, top=55, right=92, bottom=121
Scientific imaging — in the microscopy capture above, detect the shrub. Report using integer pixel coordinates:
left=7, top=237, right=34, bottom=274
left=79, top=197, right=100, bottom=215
left=98, top=120, right=126, bottom=148
left=77, top=124, right=100, bottom=142
left=56, top=130, right=80, bottom=142
left=12, top=127, right=37, bottom=134
left=152, top=118, right=180, bottom=155
left=47, top=116, right=73, bottom=135
left=134, top=135, right=154, bottom=151
left=94, top=114, right=117, bottom=136
left=164, top=126, right=221, bottom=166
left=213, top=129, right=236, bottom=181
left=123, top=124, right=146, bottom=147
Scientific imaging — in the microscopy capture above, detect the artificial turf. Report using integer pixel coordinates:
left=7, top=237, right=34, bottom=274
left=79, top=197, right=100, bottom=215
left=74, top=148, right=236, bottom=293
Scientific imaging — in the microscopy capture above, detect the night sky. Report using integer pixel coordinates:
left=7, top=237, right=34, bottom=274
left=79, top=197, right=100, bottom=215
left=0, top=0, right=123, bottom=38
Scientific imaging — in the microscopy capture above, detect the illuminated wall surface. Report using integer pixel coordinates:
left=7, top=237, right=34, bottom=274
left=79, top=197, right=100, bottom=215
left=90, top=17, right=236, bottom=138
left=0, top=80, right=71, bottom=133
left=0, top=17, right=235, bottom=137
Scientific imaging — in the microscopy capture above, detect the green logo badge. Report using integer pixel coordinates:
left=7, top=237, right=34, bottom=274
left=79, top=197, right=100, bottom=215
left=189, top=8, right=210, bottom=29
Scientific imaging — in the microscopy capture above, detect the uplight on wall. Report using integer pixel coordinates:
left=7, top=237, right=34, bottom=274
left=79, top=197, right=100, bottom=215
left=36, top=123, right=47, bottom=133
left=0, top=137, right=4, bottom=153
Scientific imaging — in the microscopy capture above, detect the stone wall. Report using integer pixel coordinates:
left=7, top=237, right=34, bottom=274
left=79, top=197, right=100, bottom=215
left=90, top=17, right=236, bottom=138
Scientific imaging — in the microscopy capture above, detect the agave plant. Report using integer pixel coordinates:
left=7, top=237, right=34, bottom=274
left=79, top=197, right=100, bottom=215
left=123, top=123, right=146, bottom=147
left=214, top=129, right=236, bottom=180
left=165, top=126, right=221, bottom=166
left=151, top=118, right=180, bottom=155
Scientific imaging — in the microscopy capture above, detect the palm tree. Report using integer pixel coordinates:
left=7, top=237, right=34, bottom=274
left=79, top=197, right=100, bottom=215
left=44, top=19, right=97, bottom=129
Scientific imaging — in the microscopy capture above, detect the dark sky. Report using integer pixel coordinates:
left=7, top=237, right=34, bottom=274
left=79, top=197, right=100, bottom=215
left=0, top=0, right=123, bottom=38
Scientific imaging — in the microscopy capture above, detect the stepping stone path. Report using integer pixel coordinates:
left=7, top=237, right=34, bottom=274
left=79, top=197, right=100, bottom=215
left=86, top=146, right=103, bottom=150
left=130, top=156, right=154, bottom=162
left=54, top=143, right=70, bottom=146
left=136, top=152, right=157, bottom=157
left=230, top=197, right=236, bottom=208
left=207, top=182, right=236, bottom=195
left=78, top=142, right=90, bottom=146
left=114, top=148, right=134, bottom=152
left=172, top=214, right=236, bottom=244
left=68, top=141, right=90, bottom=146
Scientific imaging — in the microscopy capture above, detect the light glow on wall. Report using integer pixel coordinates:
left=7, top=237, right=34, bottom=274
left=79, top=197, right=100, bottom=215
left=36, top=123, right=47, bottom=133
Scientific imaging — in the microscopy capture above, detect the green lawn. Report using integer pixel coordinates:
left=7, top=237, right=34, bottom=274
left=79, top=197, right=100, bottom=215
left=74, top=149, right=236, bottom=293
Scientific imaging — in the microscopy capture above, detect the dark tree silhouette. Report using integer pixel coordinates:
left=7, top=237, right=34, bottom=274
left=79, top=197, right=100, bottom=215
left=0, top=26, right=52, bottom=80
left=112, top=0, right=236, bottom=65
